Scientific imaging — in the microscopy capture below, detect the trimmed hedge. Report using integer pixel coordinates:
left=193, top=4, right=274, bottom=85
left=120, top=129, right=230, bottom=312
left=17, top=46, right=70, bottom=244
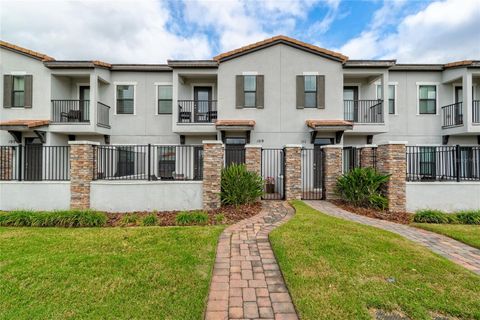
left=413, top=209, right=480, bottom=225
left=0, top=210, right=107, bottom=227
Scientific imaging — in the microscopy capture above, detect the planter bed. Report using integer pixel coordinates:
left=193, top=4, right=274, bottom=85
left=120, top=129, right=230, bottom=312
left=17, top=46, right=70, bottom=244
left=331, top=200, right=412, bottom=225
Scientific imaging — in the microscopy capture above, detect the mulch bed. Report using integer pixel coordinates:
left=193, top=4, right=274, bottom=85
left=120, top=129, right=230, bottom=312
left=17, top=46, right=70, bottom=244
left=105, top=202, right=262, bottom=227
left=331, top=200, right=412, bottom=225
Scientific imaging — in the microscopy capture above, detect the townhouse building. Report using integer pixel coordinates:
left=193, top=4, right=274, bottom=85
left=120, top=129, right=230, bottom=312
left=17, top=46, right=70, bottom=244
left=1, top=35, right=479, bottom=158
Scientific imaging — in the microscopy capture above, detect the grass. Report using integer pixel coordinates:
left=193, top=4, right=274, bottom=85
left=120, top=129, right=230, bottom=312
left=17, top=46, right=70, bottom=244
left=270, top=201, right=480, bottom=320
left=0, top=226, right=224, bottom=320
left=413, top=223, right=480, bottom=249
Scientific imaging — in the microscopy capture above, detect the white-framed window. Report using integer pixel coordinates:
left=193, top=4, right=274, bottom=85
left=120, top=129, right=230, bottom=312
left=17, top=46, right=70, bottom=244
left=115, top=83, right=136, bottom=115
left=244, top=75, right=256, bottom=108
left=304, top=75, right=317, bottom=108
left=376, top=84, right=396, bottom=114
left=417, top=84, right=438, bottom=115
left=12, top=75, right=25, bottom=107
left=157, top=85, right=172, bottom=114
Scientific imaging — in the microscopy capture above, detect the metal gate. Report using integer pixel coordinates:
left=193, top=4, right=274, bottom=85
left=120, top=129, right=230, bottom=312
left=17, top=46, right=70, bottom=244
left=261, top=148, right=285, bottom=200
left=301, top=147, right=323, bottom=200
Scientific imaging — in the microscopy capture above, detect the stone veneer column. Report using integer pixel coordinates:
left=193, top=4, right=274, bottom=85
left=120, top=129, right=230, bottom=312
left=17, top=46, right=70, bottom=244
left=322, top=145, right=343, bottom=200
left=245, top=144, right=262, bottom=176
left=376, top=142, right=407, bottom=212
left=69, top=141, right=98, bottom=210
left=203, top=140, right=224, bottom=210
left=360, top=145, right=377, bottom=168
left=284, top=145, right=302, bottom=200
left=0, top=146, right=14, bottom=180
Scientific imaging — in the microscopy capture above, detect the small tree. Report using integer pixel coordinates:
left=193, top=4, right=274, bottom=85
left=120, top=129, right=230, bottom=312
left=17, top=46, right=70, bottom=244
left=221, top=164, right=264, bottom=206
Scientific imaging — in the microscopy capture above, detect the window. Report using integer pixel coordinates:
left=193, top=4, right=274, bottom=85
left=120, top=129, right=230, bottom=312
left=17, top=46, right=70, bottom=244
left=419, top=85, right=437, bottom=114
left=377, top=84, right=395, bottom=114
left=158, top=85, right=172, bottom=114
left=244, top=75, right=256, bottom=107
left=116, top=85, right=134, bottom=114
left=12, top=76, right=25, bottom=107
left=304, top=75, right=317, bottom=108
left=419, top=147, right=436, bottom=178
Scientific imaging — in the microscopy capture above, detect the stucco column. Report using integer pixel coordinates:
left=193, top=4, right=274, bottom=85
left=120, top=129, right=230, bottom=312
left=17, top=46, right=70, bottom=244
left=284, top=144, right=302, bottom=200
left=377, top=142, right=407, bottom=212
left=0, top=146, right=14, bottom=180
left=245, top=144, right=262, bottom=176
left=359, top=145, right=377, bottom=169
left=203, top=140, right=224, bottom=210
left=322, top=145, right=343, bottom=200
left=69, top=141, right=98, bottom=209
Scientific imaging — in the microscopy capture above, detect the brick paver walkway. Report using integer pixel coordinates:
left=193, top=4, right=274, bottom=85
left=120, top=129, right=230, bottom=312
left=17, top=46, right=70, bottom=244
left=205, top=201, right=298, bottom=320
left=306, top=200, right=480, bottom=275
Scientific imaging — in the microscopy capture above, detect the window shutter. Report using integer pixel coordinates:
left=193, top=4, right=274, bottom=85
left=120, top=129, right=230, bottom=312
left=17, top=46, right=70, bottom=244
left=3, top=75, right=13, bottom=108
left=256, top=75, right=264, bottom=109
left=24, top=75, right=33, bottom=108
left=296, top=75, right=304, bottom=109
left=316, top=75, right=325, bottom=109
left=235, top=75, right=244, bottom=109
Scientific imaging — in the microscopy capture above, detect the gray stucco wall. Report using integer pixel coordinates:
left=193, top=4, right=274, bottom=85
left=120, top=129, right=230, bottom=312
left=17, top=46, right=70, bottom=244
left=0, top=181, right=70, bottom=210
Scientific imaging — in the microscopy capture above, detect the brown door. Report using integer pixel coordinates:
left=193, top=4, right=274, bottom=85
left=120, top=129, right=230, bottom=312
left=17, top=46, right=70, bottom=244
left=344, top=86, right=359, bottom=121
left=24, top=137, right=43, bottom=181
left=79, top=86, right=90, bottom=121
left=194, top=87, right=212, bottom=122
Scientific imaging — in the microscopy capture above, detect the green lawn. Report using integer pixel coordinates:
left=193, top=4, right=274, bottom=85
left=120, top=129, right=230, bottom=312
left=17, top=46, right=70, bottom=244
left=412, top=223, right=480, bottom=249
left=0, top=226, right=224, bottom=320
left=270, top=201, right=480, bottom=320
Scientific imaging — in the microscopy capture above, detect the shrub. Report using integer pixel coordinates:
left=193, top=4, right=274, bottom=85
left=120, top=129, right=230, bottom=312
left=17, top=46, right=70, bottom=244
left=335, top=168, right=390, bottom=210
left=142, top=214, right=159, bottom=226
left=120, top=214, right=139, bottom=226
left=0, top=210, right=106, bottom=227
left=221, top=164, right=264, bottom=206
left=214, top=213, right=225, bottom=224
left=413, top=209, right=449, bottom=224
left=455, top=210, right=480, bottom=225
left=175, top=211, right=209, bottom=225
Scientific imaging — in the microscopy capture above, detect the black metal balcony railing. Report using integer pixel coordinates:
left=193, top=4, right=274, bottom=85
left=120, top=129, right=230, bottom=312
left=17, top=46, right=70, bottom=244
left=178, top=100, right=217, bottom=123
left=344, top=100, right=384, bottom=124
left=473, top=100, right=480, bottom=124
left=52, top=100, right=90, bottom=123
left=97, top=102, right=111, bottom=128
left=442, top=102, right=463, bottom=128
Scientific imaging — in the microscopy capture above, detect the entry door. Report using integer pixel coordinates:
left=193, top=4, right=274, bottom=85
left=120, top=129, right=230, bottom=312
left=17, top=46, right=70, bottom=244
left=24, top=137, right=43, bottom=181
left=79, top=85, right=90, bottom=122
left=194, top=87, right=212, bottom=122
left=343, top=86, right=359, bottom=121
left=194, top=146, right=204, bottom=180
left=225, top=137, right=246, bottom=166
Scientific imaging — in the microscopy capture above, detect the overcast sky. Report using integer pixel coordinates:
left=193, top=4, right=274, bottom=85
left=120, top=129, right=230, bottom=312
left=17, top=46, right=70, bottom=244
left=1, top=0, right=479, bottom=63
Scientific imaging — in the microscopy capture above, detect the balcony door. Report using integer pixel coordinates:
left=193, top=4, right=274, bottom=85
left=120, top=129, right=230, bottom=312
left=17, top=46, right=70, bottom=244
left=343, top=86, right=358, bottom=121
left=194, top=86, right=212, bottom=122
left=78, top=85, right=90, bottom=122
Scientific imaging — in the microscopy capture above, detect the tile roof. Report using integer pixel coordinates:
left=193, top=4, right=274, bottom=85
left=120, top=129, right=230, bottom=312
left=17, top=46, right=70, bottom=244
left=213, top=35, right=348, bottom=63
left=443, top=60, right=477, bottom=68
left=0, top=119, right=50, bottom=128
left=306, top=119, right=353, bottom=129
left=0, top=40, right=55, bottom=61
left=216, top=120, right=256, bottom=127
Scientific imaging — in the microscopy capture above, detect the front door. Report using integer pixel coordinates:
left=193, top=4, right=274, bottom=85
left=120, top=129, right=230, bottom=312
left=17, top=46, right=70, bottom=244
left=344, top=86, right=359, bottom=121
left=79, top=86, right=90, bottom=122
left=24, top=137, right=43, bottom=181
left=194, top=146, right=204, bottom=180
left=194, top=87, right=212, bottom=122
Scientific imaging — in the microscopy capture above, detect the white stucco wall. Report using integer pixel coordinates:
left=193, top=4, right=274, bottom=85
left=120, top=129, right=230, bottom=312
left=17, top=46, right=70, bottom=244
left=406, top=182, right=480, bottom=212
left=0, top=181, right=70, bottom=211
left=90, top=180, right=203, bottom=212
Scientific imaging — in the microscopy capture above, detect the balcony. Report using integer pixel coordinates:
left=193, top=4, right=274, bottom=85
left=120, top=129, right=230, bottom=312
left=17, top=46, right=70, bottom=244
left=177, top=100, right=217, bottom=124
left=52, top=100, right=90, bottom=123
left=473, top=100, right=480, bottom=124
left=442, top=102, right=463, bottom=128
left=344, top=100, right=384, bottom=124
left=97, top=102, right=111, bottom=128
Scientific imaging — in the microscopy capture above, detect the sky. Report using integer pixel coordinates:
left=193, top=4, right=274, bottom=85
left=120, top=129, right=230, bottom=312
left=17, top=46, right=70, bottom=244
left=1, top=0, right=479, bottom=64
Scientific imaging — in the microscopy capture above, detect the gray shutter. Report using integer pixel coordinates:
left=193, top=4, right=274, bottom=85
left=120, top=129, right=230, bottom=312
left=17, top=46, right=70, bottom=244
left=256, top=75, right=264, bottom=109
left=235, top=75, right=244, bottom=109
left=296, top=75, right=304, bottom=109
left=316, top=75, right=325, bottom=109
left=24, top=75, right=33, bottom=108
left=3, top=75, right=13, bottom=108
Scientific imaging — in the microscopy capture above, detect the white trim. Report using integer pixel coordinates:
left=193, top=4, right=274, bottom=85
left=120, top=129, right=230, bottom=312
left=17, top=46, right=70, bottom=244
left=113, top=82, right=136, bottom=115
left=9, top=71, right=27, bottom=75
left=154, top=82, right=173, bottom=115
left=416, top=82, right=440, bottom=116
left=303, top=71, right=319, bottom=76
left=375, top=83, right=398, bottom=115
left=242, top=71, right=258, bottom=75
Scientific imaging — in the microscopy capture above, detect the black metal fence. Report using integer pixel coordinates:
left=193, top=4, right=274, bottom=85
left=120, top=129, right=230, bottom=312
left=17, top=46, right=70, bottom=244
left=342, top=147, right=377, bottom=173
left=225, top=146, right=246, bottom=167
left=94, top=144, right=203, bottom=181
left=0, top=145, right=70, bottom=181
left=301, top=148, right=323, bottom=200
left=442, top=102, right=463, bottom=128
left=261, top=148, right=285, bottom=200
left=344, top=100, right=384, bottom=123
left=406, top=145, right=480, bottom=182
left=97, top=102, right=111, bottom=128
left=52, top=100, right=90, bottom=123
left=177, top=100, right=218, bottom=123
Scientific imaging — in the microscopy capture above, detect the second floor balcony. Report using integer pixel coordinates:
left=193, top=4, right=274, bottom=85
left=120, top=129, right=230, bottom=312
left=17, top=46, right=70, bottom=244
left=177, top=100, right=217, bottom=124
left=442, top=100, right=480, bottom=128
left=51, top=99, right=110, bottom=128
left=344, top=99, right=384, bottom=124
